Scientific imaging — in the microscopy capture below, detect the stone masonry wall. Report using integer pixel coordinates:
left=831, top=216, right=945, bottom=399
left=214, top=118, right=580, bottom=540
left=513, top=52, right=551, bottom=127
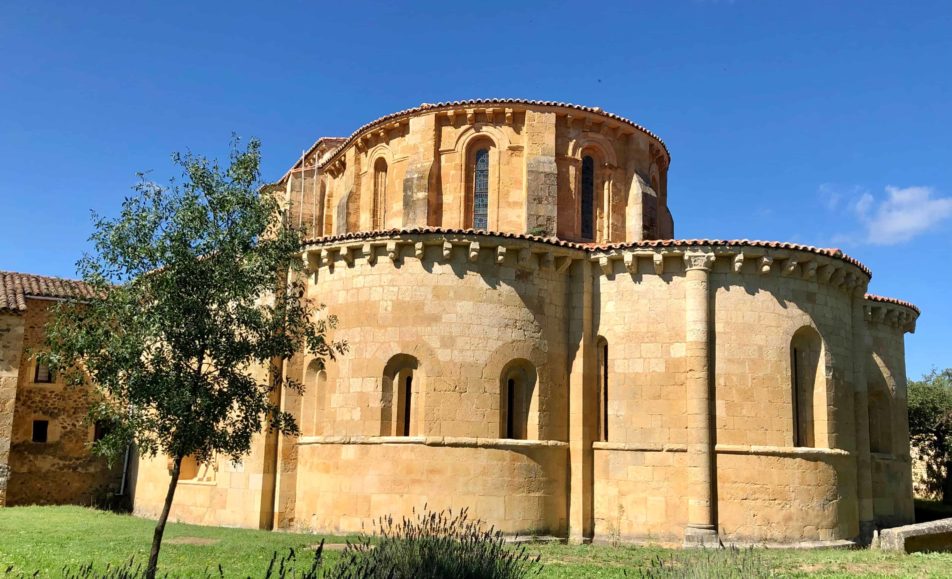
left=0, top=313, right=25, bottom=506
left=6, top=299, right=121, bottom=506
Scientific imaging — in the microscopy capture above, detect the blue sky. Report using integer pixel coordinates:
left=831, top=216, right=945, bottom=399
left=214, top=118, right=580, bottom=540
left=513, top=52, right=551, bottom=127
left=1, top=1, right=949, bottom=378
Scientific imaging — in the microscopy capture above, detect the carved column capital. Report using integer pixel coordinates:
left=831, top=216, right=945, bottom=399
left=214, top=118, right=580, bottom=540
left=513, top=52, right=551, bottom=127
left=683, top=252, right=715, bottom=272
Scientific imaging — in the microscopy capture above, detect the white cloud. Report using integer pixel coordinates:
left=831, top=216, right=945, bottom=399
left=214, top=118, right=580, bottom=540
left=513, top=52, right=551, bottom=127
left=860, top=186, right=952, bottom=245
left=823, top=185, right=952, bottom=246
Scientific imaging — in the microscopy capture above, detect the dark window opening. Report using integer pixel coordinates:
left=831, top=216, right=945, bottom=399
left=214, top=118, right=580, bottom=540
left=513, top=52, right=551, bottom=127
left=94, top=420, right=112, bottom=442
left=32, top=420, right=49, bottom=443
left=792, top=346, right=801, bottom=446
left=581, top=156, right=595, bottom=240
left=402, top=375, right=413, bottom=437
left=506, top=378, right=516, bottom=438
left=34, top=362, right=52, bottom=383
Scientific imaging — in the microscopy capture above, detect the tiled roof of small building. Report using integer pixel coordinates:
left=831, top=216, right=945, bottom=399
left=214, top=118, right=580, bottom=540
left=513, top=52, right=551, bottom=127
left=300, top=99, right=670, bottom=176
left=282, top=136, right=348, bottom=182
left=300, top=227, right=872, bottom=277
left=0, top=271, right=96, bottom=313
left=865, top=293, right=920, bottom=315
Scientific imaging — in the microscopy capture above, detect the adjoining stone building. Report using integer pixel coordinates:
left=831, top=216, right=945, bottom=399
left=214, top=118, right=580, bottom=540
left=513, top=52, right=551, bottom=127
left=126, top=99, right=917, bottom=545
left=0, top=271, right=123, bottom=507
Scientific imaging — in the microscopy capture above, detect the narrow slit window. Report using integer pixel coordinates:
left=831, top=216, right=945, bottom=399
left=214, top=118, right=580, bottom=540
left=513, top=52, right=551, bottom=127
left=506, top=378, right=516, bottom=438
left=32, top=420, right=49, bottom=443
left=402, top=375, right=413, bottom=437
left=373, top=159, right=387, bottom=230
left=581, top=156, right=595, bottom=240
left=473, top=148, right=489, bottom=230
left=34, top=361, right=52, bottom=383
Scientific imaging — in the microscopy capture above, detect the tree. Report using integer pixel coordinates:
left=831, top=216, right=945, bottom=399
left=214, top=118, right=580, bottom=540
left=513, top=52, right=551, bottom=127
left=908, top=368, right=952, bottom=503
left=43, top=138, right=345, bottom=578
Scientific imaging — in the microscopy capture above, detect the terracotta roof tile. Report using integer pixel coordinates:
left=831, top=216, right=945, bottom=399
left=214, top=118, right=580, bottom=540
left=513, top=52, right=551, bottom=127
left=0, top=271, right=96, bottom=313
left=284, top=99, right=669, bottom=180
left=865, top=293, right=920, bottom=315
left=301, top=228, right=872, bottom=277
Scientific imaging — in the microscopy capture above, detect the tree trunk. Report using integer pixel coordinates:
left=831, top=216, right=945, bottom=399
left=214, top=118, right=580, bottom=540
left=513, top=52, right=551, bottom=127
left=146, top=455, right=182, bottom=579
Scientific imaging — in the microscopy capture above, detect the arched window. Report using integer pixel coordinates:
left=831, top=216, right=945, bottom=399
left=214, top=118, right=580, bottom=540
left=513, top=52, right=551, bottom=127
left=581, top=156, right=595, bottom=240
left=791, top=327, right=827, bottom=448
left=597, top=338, right=609, bottom=442
left=473, top=148, right=489, bottom=230
left=382, top=354, right=420, bottom=436
left=500, top=360, right=537, bottom=440
left=302, top=360, right=327, bottom=437
left=373, top=159, right=387, bottom=230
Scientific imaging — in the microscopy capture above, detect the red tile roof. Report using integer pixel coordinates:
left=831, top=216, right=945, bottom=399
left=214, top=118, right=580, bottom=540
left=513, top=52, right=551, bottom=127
left=0, top=271, right=96, bottom=313
left=294, top=99, right=669, bottom=178
left=865, top=293, right=920, bottom=315
left=300, top=227, right=872, bottom=277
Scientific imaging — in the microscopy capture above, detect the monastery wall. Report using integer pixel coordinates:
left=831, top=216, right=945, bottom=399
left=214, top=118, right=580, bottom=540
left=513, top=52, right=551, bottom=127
left=277, top=233, right=575, bottom=532
left=867, top=300, right=916, bottom=528
left=0, top=312, right=25, bottom=506
left=5, top=300, right=121, bottom=506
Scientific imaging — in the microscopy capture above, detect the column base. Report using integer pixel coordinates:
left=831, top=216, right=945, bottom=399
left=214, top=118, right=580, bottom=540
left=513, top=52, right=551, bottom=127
left=684, top=525, right=720, bottom=548
left=567, top=534, right=592, bottom=546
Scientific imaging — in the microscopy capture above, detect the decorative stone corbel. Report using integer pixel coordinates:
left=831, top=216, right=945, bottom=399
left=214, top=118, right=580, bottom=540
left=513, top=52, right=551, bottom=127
left=414, top=241, right=425, bottom=260
left=387, top=240, right=400, bottom=263
left=782, top=259, right=798, bottom=276
left=468, top=241, right=480, bottom=262
left=624, top=252, right=638, bottom=273
left=818, top=264, right=835, bottom=284
left=599, top=256, right=612, bottom=275
left=442, top=241, right=454, bottom=260
left=518, top=248, right=534, bottom=270
left=830, top=268, right=846, bottom=288
left=341, top=246, right=355, bottom=267
left=364, top=243, right=377, bottom=265
left=653, top=253, right=664, bottom=275
left=759, top=256, right=773, bottom=275
left=496, top=245, right=507, bottom=265
left=732, top=253, right=745, bottom=274
left=540, top=252, right=555, bottom=270
left=803, top=261, right=818, bottom=280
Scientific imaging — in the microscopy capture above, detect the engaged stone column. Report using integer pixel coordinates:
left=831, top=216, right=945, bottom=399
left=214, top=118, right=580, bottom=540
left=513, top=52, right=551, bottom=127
left=567, top=258, right=595, bottom=542
left=852, top=291, right=875, bottom=544
left=683, top=252, right=718, bottom=546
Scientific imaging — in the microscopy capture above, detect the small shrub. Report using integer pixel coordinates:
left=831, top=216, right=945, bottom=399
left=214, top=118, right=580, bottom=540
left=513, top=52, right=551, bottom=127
left=325, top=507, right=543, bottom=579
left=633, top=546, right=771, bottom=579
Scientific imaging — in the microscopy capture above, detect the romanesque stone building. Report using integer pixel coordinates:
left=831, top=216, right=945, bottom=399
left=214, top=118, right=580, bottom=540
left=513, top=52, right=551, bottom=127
left=129, top=100, right=919, bottom=545
left=0, top=272, right=122, bottom=506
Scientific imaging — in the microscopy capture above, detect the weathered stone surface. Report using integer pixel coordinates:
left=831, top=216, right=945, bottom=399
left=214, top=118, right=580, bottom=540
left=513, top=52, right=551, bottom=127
left=124, top=101, right=920, bottom=546
left=1, top=298, right=121, bottom=507
left=880, top=518, right=952, bottom=553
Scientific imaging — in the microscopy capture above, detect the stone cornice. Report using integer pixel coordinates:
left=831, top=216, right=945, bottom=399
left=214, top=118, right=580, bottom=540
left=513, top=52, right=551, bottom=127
left=864, top=294, right=919, bottom=334
left=301, top=229, right=879, bottom=302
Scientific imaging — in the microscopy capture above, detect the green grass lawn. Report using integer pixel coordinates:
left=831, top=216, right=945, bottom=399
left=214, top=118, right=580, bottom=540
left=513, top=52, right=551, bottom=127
left=2, top=506, right=952, bottom=577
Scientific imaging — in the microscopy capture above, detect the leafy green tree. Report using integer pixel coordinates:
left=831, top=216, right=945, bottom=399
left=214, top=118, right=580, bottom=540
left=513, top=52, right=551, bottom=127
left=908, top=368, right=952, bottom=503
left=43, top=138, right=345, bottom=578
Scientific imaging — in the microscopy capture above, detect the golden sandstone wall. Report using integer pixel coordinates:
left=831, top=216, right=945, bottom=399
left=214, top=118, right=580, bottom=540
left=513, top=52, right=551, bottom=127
left=1, top=300, right=121, bottom=506
left=129, top=101, right=920, bottom=547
